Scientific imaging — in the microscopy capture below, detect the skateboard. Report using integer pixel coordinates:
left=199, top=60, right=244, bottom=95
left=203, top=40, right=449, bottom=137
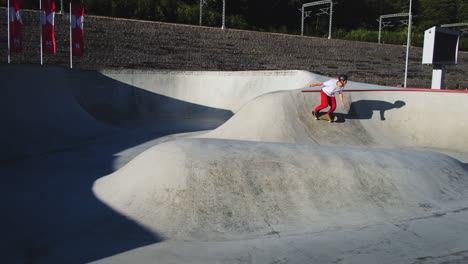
left=312, top=111, right=338, bottom=122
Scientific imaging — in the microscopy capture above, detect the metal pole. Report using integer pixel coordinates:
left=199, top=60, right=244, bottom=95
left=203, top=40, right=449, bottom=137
left=378, top=17, right=382, bottom=44
left=328, top=1, right=333, bottom=39
left=221, top=0, right=225, bottom=29
left=70, top=2, right=73, bottom=69
left=7, top=0, right=10, bottom=64
left=301, top=4, right=307, bottom=36
left=40, top=0, right=43, bottom=65
left=61, top=0, right=64, bottom=15
left=199, top=0, right=202, bottom=26
left=404, top=0, right=412, bottom=87
left=432, top=64, right=445, bottom=89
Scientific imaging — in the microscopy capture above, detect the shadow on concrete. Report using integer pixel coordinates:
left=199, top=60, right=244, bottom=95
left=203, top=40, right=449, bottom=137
left=0, top=65, right=233, bottom=264
left=334, top=100, right=406, bottom=122
left=72, top=70, right=233, bottom=129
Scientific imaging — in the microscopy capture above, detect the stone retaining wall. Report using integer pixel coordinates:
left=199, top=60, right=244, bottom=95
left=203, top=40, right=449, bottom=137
left=0, top=8, right=467, bottom=88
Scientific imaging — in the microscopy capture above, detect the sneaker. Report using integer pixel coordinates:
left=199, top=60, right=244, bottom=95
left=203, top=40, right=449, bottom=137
left=328, top=114, right=338, bottom=123
left=312, top=111, right=319, bottom=120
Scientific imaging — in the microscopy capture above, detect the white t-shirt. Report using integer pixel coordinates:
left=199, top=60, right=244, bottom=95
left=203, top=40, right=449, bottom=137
left=322, top=79, right=344, bottom=97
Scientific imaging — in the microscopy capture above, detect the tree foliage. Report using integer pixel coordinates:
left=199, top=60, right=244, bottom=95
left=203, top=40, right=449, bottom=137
left=5, top=0, right=467, bottom=48
left=418, top=0, right=457, bottom=30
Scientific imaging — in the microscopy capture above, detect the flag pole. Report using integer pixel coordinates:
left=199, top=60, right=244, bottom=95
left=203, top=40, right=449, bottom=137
left=39, top=0, right=43, bottom=65
left=70, top=2, right=73, bottom=69
left=404, top=0, right=412, bottom=87
left=7, top=0, right=11, bottom=64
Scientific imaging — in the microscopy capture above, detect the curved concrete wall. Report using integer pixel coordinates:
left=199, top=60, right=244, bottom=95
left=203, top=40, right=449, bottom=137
left=100, top=69, right=317, bottom=112
left=0, top=65, right=317, bottom=161
left=205, top=87, right=468, bottom=155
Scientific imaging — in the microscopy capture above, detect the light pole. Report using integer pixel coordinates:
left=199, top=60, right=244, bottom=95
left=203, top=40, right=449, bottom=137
left=404, top=0, right=412, bottom=87
left=40, top=0, right=43, bottom=65
left=328, top=2, right=333, bottom=39
left=301, top=0, right=333, bottom=39
left=7, top=0, right=10, bottom=64
left=221, top=0, right=225, bottom=29
left=199, top=0, right=203, bottom=26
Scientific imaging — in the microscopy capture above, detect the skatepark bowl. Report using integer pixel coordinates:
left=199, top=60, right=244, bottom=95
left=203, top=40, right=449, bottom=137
left=2, top=65, right=468, bottom=264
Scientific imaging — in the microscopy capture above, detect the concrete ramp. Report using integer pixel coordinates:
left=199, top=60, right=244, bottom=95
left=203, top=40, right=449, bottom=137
left=101, top=69, right=318, bottom=112
left=93, top=138, right=468, bottom=241
left=204, top=86, right=468, bottom=156
left=93, top=80, right=468, bottom=238
left=0, top=66, right=114, bottom=161
left=92, top=77, right=468, bottom=263
left=3, top=65, right=468, bottom=264
left=1, top=65, right=313, bottom=161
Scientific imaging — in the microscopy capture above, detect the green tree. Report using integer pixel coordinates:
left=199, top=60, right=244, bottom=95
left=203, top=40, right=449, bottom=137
left=457, top=0, right=468, bottom=22
left=418, top=0, right=457, bottom=30
left=133, top=0, right=157, bottom=20
left=175, top=2, right=198, bottom=24
left=228, top=14, right=249, bottom=30
left=72, top=0, right=467, bottom=48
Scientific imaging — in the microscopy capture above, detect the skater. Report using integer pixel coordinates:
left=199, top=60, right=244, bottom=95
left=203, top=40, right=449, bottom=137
left=309, top=75, right=348, bottom=122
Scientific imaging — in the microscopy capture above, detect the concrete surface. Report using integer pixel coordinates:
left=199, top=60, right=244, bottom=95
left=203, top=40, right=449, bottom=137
left=204, top=87, right=468, bottom=156
left=1, top=65, right=468, bottom=264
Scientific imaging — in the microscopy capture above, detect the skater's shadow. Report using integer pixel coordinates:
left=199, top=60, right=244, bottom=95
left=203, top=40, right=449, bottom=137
left=335, top=100, right=406, bottom=122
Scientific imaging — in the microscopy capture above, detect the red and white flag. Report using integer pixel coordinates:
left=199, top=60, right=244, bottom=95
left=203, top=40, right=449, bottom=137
left=41, top=0, right=56, bottom=54
left=71, top=3, right=85, bottom=56
left=9, top=0, right=24, bottom=53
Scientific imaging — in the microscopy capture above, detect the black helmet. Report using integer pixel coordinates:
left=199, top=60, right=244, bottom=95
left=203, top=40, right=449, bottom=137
left=339, top=74, right=348, bottom=81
